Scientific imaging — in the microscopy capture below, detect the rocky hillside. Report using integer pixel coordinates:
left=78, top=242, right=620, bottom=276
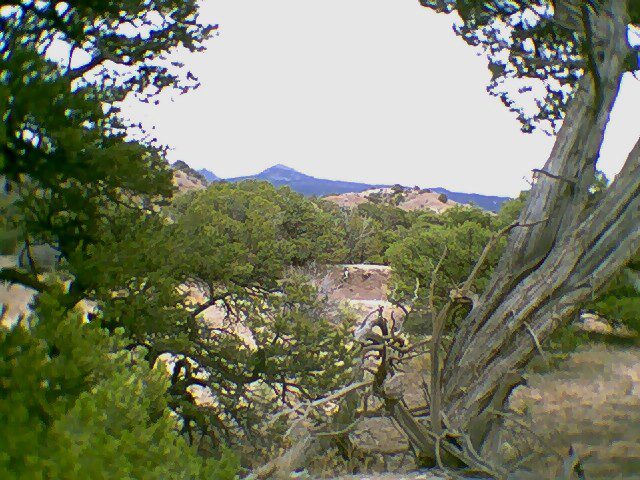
left=324, top=186, right=457, bottom=213
left=171, top=160, right=208, bottom=192
left=429, top=187, right=509, bottom=212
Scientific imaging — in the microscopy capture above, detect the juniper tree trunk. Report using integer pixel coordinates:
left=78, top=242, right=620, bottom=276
left=437, top=0, right=640, bottom=448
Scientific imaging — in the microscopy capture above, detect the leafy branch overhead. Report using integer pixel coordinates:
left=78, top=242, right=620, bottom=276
left=1, top=0, right=216, bottom=297
left=421, top=0, right=640, bottom=132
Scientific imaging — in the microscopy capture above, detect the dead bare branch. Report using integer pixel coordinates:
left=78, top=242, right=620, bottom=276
left=429, top=246, right=448, bottom=313
left=532, top=168, right=577, bottom=185
left=523, top=321, right=549, bottom=366
left=315, top=420, right=359, bottom=438
left=269, top=379, right=374, bottom=428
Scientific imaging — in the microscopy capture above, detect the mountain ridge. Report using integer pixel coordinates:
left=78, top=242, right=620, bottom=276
left=429, top=187, right=510, bottom=212
left=197, top=168, right=220, bottom=182
left=175, top=162, right=511, bottom=212
left=225, top=164, right=384, bottom=197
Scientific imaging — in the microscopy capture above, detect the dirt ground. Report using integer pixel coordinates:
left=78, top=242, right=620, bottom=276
left=322, top=264, right=393, bottom=302
left=319, top=264, right=406, bottom=335
left=504, top=345, right=640, bottom=479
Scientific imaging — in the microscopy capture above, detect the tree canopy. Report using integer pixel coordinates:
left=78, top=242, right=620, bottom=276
left=0, top=288, right=239, bottom=479
left=421, top=0, right=640, bottom=131
left=0, top=1, right=240, bottom=477
left=0, top=0, right=215, bottom=297
left=83, top=182, right=356, bottom=454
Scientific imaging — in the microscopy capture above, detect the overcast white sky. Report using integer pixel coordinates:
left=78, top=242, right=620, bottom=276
left=121, top=0, right=640, bottom=197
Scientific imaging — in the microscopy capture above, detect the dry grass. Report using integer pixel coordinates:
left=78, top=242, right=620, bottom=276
left=504, top=345, right=640, bottom=479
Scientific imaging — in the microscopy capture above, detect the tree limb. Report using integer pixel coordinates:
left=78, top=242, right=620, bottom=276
left=0, top=267, right=46, bottom=292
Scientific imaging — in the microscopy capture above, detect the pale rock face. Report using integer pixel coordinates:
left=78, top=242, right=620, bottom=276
left=318, top=264, right=407, bottom=338
left=0, top=281, right=35, bottom=328
left=170, top=160, right=209, bottom=192
left=0, top=253, right=97, bottom=327
left=324, top=187, right=457, bottom=213
left=172, top=169, right=207, bottom=192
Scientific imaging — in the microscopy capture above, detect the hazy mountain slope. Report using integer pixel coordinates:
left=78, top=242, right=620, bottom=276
left=180, top=162, right=511, bottom=211
left=430, top=187, right=509, bottom=212
left=197, top=168, right=220, bottom=182
left=226, top=164, right=382, bottom=196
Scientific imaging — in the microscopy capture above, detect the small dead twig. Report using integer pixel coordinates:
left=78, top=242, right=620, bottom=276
left=532, top=168, right=577, bottom=185
left=562, top=444, right=586, bottom=480
left=450, top=429, right=495, bottom=472
left=315, top=420, right=359, bottom=438
left=434, top=433, right=445, bottom=469
left=523, top=321, right=549, bottom=366
left=355, top=308, right=379, bottom=333
left=434, top=429, right=505, bottom=479
left=509, top=451, right=537, bottom=470
left=391, top=336, right=431, bottom=355
left=429, top=246, right=448, bottom=313
left=429, top=246, right=449, bottom=436
left=268, top=379, right=374, bottom=429
left=429, top=315, right=445, bottom=435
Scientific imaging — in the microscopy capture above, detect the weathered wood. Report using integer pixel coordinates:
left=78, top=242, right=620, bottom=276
left=252, top=430, right=320, bottom=480
left=434, top=0, right=637, bottom=443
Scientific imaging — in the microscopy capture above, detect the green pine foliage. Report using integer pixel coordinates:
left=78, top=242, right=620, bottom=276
left=316, top=199, right=421, bottom=265
left=587, top=262, right=640, bottom=339
left=80, top=182, right=356, bottom=453
left=1, top=0, right=214, bottom=297
left=0, top=289, right=238, bottom=480
left=387, top=206, right=499, bottom=333
left=0, top=1, right=244, bottom=476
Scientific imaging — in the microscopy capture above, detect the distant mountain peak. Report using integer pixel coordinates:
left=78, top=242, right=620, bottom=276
left=197, top=168, right=220, bottom=182
left=261, top=164, right=299, bottom=173
left=255, top=164, right=307, bottom=182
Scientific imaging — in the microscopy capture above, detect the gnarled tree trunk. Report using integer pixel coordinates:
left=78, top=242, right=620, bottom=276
left=253, top=3, right=638, bottom=477
left=436, top=0, right=639, bottom=449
